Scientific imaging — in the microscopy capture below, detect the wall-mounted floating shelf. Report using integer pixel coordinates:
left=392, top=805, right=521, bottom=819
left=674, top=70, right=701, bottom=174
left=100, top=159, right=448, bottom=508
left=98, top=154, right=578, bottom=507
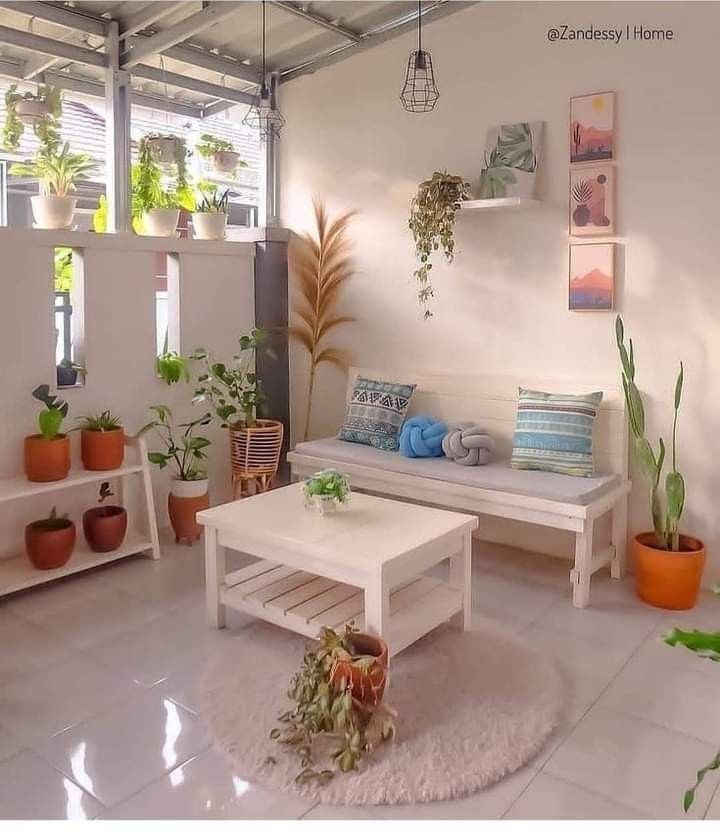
left=459, top=197, right=541, bottom=211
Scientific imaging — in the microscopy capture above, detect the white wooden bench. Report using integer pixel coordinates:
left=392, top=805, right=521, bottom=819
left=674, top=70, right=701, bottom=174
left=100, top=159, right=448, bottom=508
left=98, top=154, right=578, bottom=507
left=287, top=367, right=631, bottom=608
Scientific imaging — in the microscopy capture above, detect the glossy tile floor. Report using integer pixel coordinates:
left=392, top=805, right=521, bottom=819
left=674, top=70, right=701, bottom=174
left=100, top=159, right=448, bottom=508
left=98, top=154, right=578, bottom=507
left=1, top=534, right=719, bottom=820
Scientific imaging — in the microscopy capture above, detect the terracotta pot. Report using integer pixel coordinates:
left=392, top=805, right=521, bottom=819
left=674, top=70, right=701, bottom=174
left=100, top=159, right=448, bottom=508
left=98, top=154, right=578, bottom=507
left=330, top=632, right=389, bottom=707
left=168, top=478, right=209, bottom=545
left=83, top=506, right=127, bottom=553
left=633, top=532, right=706, bottom=610
left=25, top=518, right=76, bottom=570
left=24, top=434, right=70, bottom=482
left=81, top=428, right=125, bottom=471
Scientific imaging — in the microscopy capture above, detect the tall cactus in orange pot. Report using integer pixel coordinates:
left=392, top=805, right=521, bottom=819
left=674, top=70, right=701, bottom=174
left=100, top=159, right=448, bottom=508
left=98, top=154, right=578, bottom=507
left=615, top=316, right=705, bottom=609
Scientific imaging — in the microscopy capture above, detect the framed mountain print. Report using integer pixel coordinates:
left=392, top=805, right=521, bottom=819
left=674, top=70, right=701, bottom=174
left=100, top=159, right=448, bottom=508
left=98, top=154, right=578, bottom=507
left=569, top=242, right=615, bottom=311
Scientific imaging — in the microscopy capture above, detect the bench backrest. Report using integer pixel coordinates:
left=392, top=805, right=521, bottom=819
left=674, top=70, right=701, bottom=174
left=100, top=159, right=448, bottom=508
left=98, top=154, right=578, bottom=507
left=346, top=367, right=628, bottom=478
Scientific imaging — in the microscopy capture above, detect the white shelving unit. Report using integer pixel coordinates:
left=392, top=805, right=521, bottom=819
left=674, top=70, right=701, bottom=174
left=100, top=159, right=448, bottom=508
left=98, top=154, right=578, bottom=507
left=0, top=435, right=160, bottom=597
left=459, top=197, right=541, bottom=211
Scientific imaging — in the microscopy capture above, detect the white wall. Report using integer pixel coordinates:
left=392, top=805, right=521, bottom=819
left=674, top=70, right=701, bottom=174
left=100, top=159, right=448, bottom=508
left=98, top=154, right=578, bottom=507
left=280, top=1, right=720, bottom=581
left=0, top=229, right=255, bottom=560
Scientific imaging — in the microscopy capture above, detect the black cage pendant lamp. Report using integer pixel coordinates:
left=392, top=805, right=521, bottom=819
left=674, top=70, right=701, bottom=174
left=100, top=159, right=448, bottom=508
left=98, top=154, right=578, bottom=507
left=243, top=1, right=285, bottom=140
left=400, top=0, right=439, bottom=113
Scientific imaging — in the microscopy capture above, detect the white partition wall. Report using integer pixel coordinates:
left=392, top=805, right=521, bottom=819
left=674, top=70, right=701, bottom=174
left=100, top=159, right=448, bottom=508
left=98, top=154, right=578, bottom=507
left=0, top=229, right=256, bottom=562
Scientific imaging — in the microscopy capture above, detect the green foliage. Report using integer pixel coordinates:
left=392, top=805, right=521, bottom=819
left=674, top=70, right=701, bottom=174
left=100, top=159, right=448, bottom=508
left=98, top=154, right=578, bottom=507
left=495, top=122, right=537, bottom=173
left=54, top=247, right=72, bottom=292
left=31, top=506, right=72, bottom=531
left=190, top=330, right=271, bottom=429
left=93, top=194, right=107, bottom=234
left=137, top=404, right=211, bottom=481
left=31, top=384, right=68, bottom=440
left=195, top=133, right=234, bottom=157
left=408, top=171, right=470, bottom=320
left=196, top=186, right=229, bottom=214
left=98, top=481, right=114, bottom=504
left=2, top=84, right=61, bottom=153
left=302, top=469, right=351, bottom=504
left=10, top=142, right=95, bottom=197
left=76, top=410, right=122, bottom=432
left=3, top=86, right=23, bottom=151
left=156, top=351, right=191, bottom=386
left=270, top=625, right=395, bottom=784
left=132, top=137, right=195, bottom=229
left=615, top=316, right=685, bottom=550
left=478, top=146, right=517, bottom=199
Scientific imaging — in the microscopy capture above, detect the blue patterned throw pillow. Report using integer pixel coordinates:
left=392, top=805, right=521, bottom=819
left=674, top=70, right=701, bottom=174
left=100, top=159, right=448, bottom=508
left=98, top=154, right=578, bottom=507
left=337, top=377, right=416, bottom=451
left=511, top=388, right=603, bottom=477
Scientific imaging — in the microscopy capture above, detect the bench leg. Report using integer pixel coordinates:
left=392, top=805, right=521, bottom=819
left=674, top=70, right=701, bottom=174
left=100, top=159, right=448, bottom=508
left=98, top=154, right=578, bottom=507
left=610, top=495, right=628, bottom=579
left=571, top=519, right=594, bottom=608
left=204, top=526, right=226, bottom=629
left=449, top=532, right=472, bottom=631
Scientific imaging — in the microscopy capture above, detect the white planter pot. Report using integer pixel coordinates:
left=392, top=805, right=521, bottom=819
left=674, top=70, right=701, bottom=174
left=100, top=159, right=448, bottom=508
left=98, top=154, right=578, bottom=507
left=210, top=150, right=239, bottom=173
left=16, top=100, right=50, bottom=125
left=30, top=195, right=77, bottom=230
left=142, top=208, right=179, bottom=237
left=148, top=137, right=180, bottom=164
left=304, top=494, right=343, bottom=515
left=192, top=212, right=227, bottom=241
left=170, top=477, right=209, bottom=498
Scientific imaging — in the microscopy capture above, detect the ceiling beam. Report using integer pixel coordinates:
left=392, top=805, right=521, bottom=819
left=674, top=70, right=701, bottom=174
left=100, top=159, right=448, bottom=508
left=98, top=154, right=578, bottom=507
left=131, top=63, right=256, bottom=106
left=0, top=25, right=107, bottom=67
left=0, top=55, right=23, bottom=77
left=163, top=42, right=261, bottom=86
left=201, top=99, right=236, bottom=119
left=0, top=2, right=108, bottom=37
left=269, top=2, right=362, bottom=43
left=121, top=1, right=245, bottom=69
left=119, top=1, right=185, bottom=41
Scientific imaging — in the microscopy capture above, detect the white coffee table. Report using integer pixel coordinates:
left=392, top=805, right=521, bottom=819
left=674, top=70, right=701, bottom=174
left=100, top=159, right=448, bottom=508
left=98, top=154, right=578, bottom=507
left=198, top=484, right=478, bottom=656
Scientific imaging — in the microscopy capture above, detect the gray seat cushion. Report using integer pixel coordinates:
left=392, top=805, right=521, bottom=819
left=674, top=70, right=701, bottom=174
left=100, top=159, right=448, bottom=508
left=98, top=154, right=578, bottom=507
left=292, top=438, right=620, bottom=506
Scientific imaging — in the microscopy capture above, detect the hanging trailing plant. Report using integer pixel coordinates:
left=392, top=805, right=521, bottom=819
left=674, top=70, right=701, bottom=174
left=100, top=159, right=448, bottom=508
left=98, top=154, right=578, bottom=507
left=408, top=171, right=470, bottom=319
left=2, top=84, right=62, bottom=153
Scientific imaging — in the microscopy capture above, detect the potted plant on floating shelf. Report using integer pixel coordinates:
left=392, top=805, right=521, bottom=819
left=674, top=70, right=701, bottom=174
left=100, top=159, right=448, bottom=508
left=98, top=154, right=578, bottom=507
left=26, top=507, right=75, bottom=570
left=195, top=133, right=246, bottom=174
left=83, top=481, right=127, bottom=553
left=303, top=469, right=351, bottom=514
left=616, top=316, right=704, bottom=610
left=408, top=171, right=470, bottom=320
left=10, top=142, right=96, bottom=230
left=76, top=411, right=125, bottom=471
left=2, top=84, right=61, bottom=151
left=138, top=405, right=212, bottom=544
left=190, top=329, right=283, bottom=498
left=25, top=385, right=70, bottom=482
left=192, top=186, right=229, bottom=241
left=270, top=624, right=394, bottom=784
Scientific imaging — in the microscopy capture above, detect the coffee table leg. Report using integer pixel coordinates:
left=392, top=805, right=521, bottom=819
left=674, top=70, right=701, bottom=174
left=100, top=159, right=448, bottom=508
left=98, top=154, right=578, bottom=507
left=364, top=575, right=389, bottom=638
left=449, top=532, right=472, bottom=631
left=204, top=526, right=226, bottom=629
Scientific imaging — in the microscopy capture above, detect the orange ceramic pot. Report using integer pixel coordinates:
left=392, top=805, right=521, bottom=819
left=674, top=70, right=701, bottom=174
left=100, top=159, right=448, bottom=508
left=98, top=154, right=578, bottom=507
left=25, top=518, right=76, bottom=570
left=633, top=532, right=706, bottom=610
left=81, top=428, right=125, bottom=471
left=330, top=633, right=389, bottom=707
left=83, top=506, right=127, bottom=553
left=168, top=478, right=209, bottom=545
left=24, top=434, right=70, bottom=482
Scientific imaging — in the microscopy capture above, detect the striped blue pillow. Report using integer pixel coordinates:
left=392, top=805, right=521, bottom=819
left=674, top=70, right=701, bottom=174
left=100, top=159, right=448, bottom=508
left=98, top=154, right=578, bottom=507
left=511, top=388, right=603, bottom=478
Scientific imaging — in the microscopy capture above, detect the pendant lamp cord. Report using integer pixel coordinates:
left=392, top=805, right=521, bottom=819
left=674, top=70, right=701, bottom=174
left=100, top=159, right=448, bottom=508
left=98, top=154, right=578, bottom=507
left=417, top=0, right=422, bottom=53
left=262, top=1, right=267, bottom=89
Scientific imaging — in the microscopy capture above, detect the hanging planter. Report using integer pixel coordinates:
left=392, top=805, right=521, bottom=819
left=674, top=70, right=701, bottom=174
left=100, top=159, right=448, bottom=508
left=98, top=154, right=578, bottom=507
left=16, top=98, right=51, bottom=125
left=2, top=84, right=62, bottom=151
left=195, top=133, right=246, bottom=175
left=146, top=134, right=185, bottom=165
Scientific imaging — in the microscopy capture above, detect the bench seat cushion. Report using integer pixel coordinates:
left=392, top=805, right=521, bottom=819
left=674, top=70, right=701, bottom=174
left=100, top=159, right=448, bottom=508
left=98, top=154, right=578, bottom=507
left=293, top=438, right=620, bottom=506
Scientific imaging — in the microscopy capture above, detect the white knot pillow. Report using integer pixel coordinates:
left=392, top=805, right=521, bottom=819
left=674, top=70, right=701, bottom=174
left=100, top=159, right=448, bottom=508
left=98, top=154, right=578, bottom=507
left=442, top=422, right=494, bottom=466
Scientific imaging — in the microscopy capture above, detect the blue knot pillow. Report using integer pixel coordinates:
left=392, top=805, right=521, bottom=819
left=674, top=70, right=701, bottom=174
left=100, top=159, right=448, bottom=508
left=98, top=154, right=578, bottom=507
left=399, top=416, right=448, bottom=458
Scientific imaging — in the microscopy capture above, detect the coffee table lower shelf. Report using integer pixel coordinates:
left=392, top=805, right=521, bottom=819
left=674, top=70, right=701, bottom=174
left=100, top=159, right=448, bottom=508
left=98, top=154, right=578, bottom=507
left=220, top=559, right=463, bottom=655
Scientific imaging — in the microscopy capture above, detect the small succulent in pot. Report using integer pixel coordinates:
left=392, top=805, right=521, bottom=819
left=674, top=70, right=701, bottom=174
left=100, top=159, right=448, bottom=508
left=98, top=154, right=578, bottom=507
left=26, top=506, right=76, bottom=570
left=24, top=385, right=70, bottom=482
left=302, top=469, right=351, bottom=514
left=76, top=410, right=125, bottom=471
left=83, top=481, right=127, bottom=553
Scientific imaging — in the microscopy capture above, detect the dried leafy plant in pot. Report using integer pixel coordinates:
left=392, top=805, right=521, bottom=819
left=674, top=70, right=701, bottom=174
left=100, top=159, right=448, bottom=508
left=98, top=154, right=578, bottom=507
left=77, top=411, right=124, bottom=471
left=25, top=506, right=76, bottom=570
left=408, top=171, right=470, bottom=319
left=270, top=625, right=394, bottom=785
left=24, top=385, right=70, bottom=482
left=83, top=481, right=127, bottom=553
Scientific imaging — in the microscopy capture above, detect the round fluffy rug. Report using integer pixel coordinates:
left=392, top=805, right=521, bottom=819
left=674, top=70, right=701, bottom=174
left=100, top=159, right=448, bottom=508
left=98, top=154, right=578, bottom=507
left=199, top=621, right=563, bottom=806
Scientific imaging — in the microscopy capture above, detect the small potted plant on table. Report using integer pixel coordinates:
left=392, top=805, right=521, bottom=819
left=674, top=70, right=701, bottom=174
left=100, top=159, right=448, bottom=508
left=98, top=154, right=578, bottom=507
left=195, top=133, right=246, bottom=174
left=76, top=411, right=125, bottom=471
left=192, top=186, right=229, bottom=241
left=24, top=385, right=70, bottom=482
left=26, top=506, right=76, bottom=570
left=138, top=405, right=212, bottom=544
left=303, top=469, right=351, bottom=514
left=190, top=330, right=284, bottom=499
left=83, top=481, right=127, bottom=553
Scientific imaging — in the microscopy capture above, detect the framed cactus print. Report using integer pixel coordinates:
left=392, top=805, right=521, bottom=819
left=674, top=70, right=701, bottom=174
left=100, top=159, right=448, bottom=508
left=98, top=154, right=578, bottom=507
left=569, top=164, right=615, bottom=236
left=570, top=91, right=615, bottom=163
left=569, top=242, right=615, bottom=311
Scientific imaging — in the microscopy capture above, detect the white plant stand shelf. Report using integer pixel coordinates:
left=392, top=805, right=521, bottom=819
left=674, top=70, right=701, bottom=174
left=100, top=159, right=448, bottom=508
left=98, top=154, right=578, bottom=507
left=0, top=435, right=160, bottom=597
left=199, top=484, right=478, bottom=657
left=459, top=197, right=540, bottom=211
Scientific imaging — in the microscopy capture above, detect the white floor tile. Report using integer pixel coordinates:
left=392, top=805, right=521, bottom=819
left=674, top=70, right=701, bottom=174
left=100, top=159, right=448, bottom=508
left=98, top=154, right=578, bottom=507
left=0, top=723, right=25, bottom=762
left=4, top=572, right=116, bottom=620
left=0, top=750, right=103, bottom=819
left=544, top=705, right=720, bottom=818
left=707, top=784, right=720, bottom=819
left=34, top=690, right=209, bottom=808
left=0, top=609, right=73, bottom=686
left=505, top=772, right=647, bottom=819
left=1, top=654, right=140, bottom=744
left=472, top=572, right=562, bottom=632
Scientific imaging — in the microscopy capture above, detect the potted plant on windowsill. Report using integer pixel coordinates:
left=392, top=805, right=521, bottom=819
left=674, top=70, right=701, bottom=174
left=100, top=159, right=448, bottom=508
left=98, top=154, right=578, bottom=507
left=192, top=186, right=229, bottom=241
left=76, top=411, right=125, bottom=471
left=615, top=316, right=704, bottom=610
left=26, top=507, right=75, bottom=570
left=190, top=329, right=284, bottom=499
left=10, top=142, right=96, bottom=230
left=195, top=133, right=246, bottom=175
left=25, top=385, right=70, bottom=482
left=138, top=405, right=212, bottom=544
left=83, top=481, right=127, bottom=553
